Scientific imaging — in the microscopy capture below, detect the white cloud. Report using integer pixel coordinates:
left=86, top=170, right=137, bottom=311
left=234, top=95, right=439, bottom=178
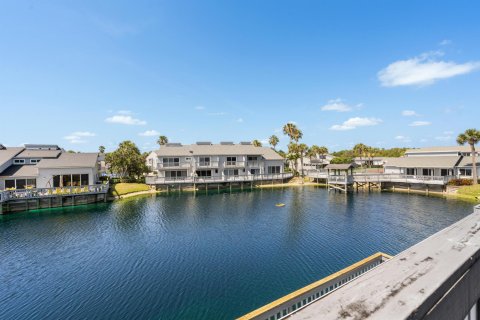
left=64, top=131, right=96, bottom=144
left=395, top=135, right=411, bottom=142
left=139, top=130, right=160, bottom=137
left=401, top=110, right=419, bottom=116
left=409, top=121, right=431, bottom=127
left=439, top=39, right=452, bottom=46
left=330, top=117, right=382, bottom=131
left=105, top=114, right=146, bottom=125
left=321, top=98, right=352, bottom=112
left=378, top=52, right=480, bottom=87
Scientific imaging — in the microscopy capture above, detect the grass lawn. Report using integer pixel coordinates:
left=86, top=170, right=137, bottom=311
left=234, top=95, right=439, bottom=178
left=457, top=185, right=480, bottom=198
left=111, top=183, right=151, bottom=197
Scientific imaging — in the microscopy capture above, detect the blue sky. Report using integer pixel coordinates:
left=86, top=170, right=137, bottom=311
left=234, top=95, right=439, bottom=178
left=1, top=0, right=479, bottom=152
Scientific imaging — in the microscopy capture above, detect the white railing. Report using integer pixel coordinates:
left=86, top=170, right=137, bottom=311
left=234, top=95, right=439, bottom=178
left=225, top=161, right=246, bottom=167
left=306, top=170, right=455, bottom=185
left=196, top=161, right=220, bottom=168
left=0, top=183, right=109, bottom=203
left=157, top=162, right=191, bottom=169
left=146, top=173, right=293, bottom=185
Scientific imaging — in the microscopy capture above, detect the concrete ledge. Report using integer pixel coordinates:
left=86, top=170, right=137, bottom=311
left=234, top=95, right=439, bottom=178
left=289, top=206, right=480, bottom=320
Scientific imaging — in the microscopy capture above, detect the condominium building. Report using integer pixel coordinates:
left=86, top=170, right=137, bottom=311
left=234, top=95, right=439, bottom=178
left=145, top=142, right=290, bottom=185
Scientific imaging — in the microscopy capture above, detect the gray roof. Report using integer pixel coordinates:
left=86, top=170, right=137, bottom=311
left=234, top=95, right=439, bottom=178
left=405, top=146, right=471, bottom=154
left=36, top=153, right=99, bottom=168
left=325, top=163, right=356, bottom=170
left=0, top=165, right=38, bottom=178
left=0, top=147, right=25, bottom=168
left=153, top=144, right=283, bottom=160
left=15, top=149, right=62, bottom=158
left=24, top=144, right=60, bottom=150
left=457, top=156, right=480, bottom=168
left=384, top=156, right=461, bottom=168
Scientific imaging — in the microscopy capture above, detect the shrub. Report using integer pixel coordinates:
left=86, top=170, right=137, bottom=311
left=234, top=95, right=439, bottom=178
left=447, top=179, right=473, bottom=186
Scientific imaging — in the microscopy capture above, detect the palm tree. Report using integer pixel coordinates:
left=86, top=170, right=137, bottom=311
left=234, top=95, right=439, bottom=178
left=297, top=143, right=309, bottom=178
left=353, top=143, right=368, bottom=168
left=287, top=142, right=300, bottom=174
left=283, top=123, right=303, bottom=143
left=157, top=135, right=169, bottom=146
left=98, top=146, right=106, bottom=154
left=269, top=135, right=279, bottom=150
left=252, top=139, right=262, bottom=147
left=457, top=129, right=480, bottom=185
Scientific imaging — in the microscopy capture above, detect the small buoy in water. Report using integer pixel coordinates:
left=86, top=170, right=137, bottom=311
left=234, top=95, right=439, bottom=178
left=276, top=203, right=286, bottom=207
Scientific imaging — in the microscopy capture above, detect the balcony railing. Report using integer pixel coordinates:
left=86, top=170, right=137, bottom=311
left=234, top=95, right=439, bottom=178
left=157, top=162, right=191, bottom=169
left=196, top=161, right=220, bottom=168
left=145, top=173, right=293, bottom=185
left=225, top=161, right=246, bottom=167
left=0, top=183, right=110, bottom=203
left=247, top=161, right=262, bottom=167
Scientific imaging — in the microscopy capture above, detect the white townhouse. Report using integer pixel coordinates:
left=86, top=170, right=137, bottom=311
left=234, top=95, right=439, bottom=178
left=145, top=142, right=288, bottom=184
left=0, top=144, right=101, bottom=190
left=383, top=146, right=480, bottom=179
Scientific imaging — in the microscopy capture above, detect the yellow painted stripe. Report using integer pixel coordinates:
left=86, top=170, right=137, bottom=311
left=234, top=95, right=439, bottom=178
left=237, top=252, right=391, bottom=320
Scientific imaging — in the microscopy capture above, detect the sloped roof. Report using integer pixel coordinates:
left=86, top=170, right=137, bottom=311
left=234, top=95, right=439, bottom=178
left=325, top=163, right=356, bottom=170
left=0, top=147, right=24, bottom=168
left=405, top=146, right=471, bottom=154
left=15, top=149, right=62, bottom=158
left=384, top=156, right=461, bottom=168
left=457, top=156, right=480, bottom=168
left=36, top=153, right=99, bottom=168
left=153, top=144, right=283, bottom=160
left=0, top=165, right=38, bottom=178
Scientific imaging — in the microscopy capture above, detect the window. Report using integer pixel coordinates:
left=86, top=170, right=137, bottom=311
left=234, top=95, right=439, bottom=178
left=459, top=168, right=472, bottom=176
left=53, top=175, right=61, bottom=188
left=162, top=158, right=180, bottom=167
left=81, top=174, right=89, bottom=186
left=166, top=170, right=187, bottom=178
left=72, top=174, right=81, bottom=186
left=247, top=156, right=259, bottom=161
left=5, top=180, right=15, bottom=189
left=422, top=168, right=433, bottom=176
left=30, top=159, right=41, bottom=164
left=196, top=170, right=212, bottom=177
left=62, top=175, right=72, bottom=187
left=406, top=168, right=415, bottom=175
left=199, top=157, right=210, bottom=166
left=13, top=159, right=25, bottom=164
left=224, top=169, right=239, bottom=176
left=267, top=166, right=281, bottom=174
left=27, top=179, right=36, bottom=188
left=250, top=169, right=260, bottom=175
left=16, top=179, right=27, bottom=189
left=226, top=156, right=237, bottom=166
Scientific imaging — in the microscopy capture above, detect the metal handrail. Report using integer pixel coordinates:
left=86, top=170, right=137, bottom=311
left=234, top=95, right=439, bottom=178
left=0, top=183, right=109, bottom=202
left=145, top=173, right=293, bottom=185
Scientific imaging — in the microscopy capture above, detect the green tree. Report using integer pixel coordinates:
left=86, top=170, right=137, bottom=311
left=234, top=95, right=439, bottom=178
left=287, top=142, right=300, bottom=175
left=105, top=141, right=149, bottom=182
left=269, top=135, right=279, bottom=150
left=297, top=143, right=309, bottom=177
left=99, top=145, right=106, bottom=154
left=457, top=128, right=480, bottom=185
left=252, top=139, right=262, bottom=147
left=283, top=123, right=303, bottom=175
left=353, top=143, right=369, bottom=167
left=331, top=156, right=354, bottom=164
left=157, top=135, right=169, bottom=147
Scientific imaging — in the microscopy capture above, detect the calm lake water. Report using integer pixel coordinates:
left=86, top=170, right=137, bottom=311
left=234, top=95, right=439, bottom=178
left=0, top=187, right=474, bottom=319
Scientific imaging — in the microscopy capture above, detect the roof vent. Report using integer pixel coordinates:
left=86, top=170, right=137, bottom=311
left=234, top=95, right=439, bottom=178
left=240, top=142, right=252, bottom=145
left=24, top=144, right=60, bottom=150
left=196, top=142, right=212, bottom=145
left=165, top=143, right=182, bottom=147
left=0, top=144, right=6, bottom=150
left=220, top=141, right=234, bottom=145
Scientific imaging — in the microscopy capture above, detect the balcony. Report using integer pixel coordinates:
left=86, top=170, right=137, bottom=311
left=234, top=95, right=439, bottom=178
left=157, top=162, right=191, bottom=169
left=196, top=161, right=220, bottom=168
left=225, top=161, right=246, bottom=167
left=247, top=161, right=262, bottom=167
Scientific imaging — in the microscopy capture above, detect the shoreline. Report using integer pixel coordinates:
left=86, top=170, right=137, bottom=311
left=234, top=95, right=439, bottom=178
left=111, top=182, right=479, bottom=204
